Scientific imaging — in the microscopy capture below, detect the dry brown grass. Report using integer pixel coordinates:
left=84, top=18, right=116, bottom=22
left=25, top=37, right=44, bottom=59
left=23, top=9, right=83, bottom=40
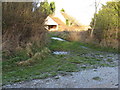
left=2, top=3, right=51, bottom=65
left=50, top=30, right=119, bottom=49
left=2, top=3, right=48, bottom=54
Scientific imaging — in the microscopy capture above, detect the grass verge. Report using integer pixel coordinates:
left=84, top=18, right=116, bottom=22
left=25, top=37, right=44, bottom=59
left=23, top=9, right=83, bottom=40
left=49, top=31, right=119, bottom=53
left=2, top=35, right=118, bottom=85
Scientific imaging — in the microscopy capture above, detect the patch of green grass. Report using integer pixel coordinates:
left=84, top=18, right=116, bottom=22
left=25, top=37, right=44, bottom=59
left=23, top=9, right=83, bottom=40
left=2, top=54, right=77, bottom=85
left=81, top=66, right=87, bottom=69
left=49, top=32, right=119, bottom=54
left=107, top=59, right=113, bottom=62
left=49, top=39, right=91, bottom=55
left=76, top=42, right=119, bottom=54
left=92, top=76, right=102, bottom=81
left=57, top=62, right=78, bottom=72
left=49, top=39, right=70, bottom=51
left=100, top=63, right=111, bottom=67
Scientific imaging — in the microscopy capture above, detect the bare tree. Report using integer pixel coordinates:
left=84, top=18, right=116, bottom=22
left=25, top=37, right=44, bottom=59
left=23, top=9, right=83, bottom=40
left=90, top=0, right=100, bottom=37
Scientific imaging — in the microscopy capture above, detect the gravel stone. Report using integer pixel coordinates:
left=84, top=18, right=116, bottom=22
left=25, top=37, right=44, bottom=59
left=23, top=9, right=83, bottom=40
left=3, top=67, right=118, bottom=88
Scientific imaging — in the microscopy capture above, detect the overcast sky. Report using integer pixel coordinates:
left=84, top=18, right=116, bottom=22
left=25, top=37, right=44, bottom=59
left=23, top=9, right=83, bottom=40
left=46, top=0, right=112, bottom=25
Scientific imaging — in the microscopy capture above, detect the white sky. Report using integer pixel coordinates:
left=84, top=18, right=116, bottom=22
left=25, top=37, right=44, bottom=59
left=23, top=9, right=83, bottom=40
left=46, top=0, right=112, bottom=25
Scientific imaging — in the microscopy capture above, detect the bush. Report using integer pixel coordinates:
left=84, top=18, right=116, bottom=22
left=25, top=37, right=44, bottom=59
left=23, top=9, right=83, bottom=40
left=2, top=2, right=49, bottom=60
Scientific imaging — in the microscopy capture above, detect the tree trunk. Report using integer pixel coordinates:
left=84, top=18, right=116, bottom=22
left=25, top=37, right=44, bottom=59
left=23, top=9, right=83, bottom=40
left=90, top=0, right=98, bottom=38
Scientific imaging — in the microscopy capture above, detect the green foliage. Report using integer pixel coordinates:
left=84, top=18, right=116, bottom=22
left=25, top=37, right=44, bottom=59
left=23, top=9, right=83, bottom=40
left=66, top=19, right=69, bottom=25
left=61, top=8, right=65, bottom=12
left=40, top=2, right=51, bottom=15
left=90, top=1, right=120, bottom=41
left=39, top=1, right=55, bottom=15
left=92, top=76, right=102, bottom=81
left=50, top=2, right=55, bottom=14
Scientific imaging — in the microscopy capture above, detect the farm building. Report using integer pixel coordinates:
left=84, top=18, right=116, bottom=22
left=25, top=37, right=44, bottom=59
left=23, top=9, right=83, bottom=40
left=45, top=16, right=58, bottom=31
left=44, top=12, right=89, bottom=31
left=45, top=15, right=67, bottom=31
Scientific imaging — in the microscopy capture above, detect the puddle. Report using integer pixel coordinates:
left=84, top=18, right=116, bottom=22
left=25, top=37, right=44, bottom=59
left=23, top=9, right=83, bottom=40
left=53, top=51, right=69, bottom=55
left=51, top=37, right=66, bottom=41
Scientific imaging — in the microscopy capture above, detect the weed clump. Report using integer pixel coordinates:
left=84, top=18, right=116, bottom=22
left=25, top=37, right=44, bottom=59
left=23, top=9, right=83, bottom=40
left=17, top=47, right=51, bottom=66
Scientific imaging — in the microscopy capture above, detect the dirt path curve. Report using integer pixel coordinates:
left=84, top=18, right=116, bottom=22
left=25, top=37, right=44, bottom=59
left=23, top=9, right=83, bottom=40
left=3, top=66, right=118, bottom=88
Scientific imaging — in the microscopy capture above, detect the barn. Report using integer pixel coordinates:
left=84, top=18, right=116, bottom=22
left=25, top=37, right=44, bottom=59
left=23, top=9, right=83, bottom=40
left=45, top=16, right=58, bottom=31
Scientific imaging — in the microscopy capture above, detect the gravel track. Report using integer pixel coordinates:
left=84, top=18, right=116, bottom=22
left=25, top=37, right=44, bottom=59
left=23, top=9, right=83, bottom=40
left=3, top=66, right=118, bottom=88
